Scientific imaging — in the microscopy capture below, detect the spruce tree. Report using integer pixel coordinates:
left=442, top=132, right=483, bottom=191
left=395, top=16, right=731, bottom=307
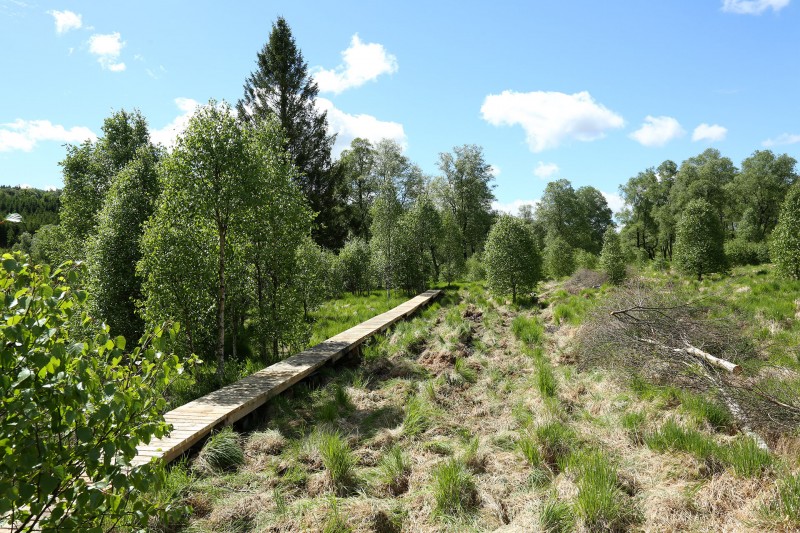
left=771, top=184, right=800, bottom=279
left=238, top=17, right=345, bottom=249
left=673, top=198, right=727, bottom=281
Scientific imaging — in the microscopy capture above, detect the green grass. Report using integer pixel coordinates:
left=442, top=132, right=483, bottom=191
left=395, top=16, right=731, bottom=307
left=646, top=419, right=773, bottom=478
left=535, top=359, right=558, bottom=398
left=378, top=445, right=411, bottom=495
left=309, top=290, right=408, bottom=346
left=431, top=458, right=477, bottom=518
left=570, top=450, right=632, bottom=530
left=196, top=427, right=244, bottom=474
left=536, top=420, right=578, bottom=471
left=539, top=497, right=573, bottom=532
left=621, top=411, right=646, bottom=444
left=518, top=431, right=542, bottom=466
left=454, top=357, right=478, bottom=383
left=317, top=430, right=357, bottom=493
left=723, top=436, right=773, bottom=478
left=511, top=315, right=545, bottom=346
left=321, top=497, right=352, bottom=533
left=403, top=394, right=433, bottom=437
left=680, top=393, right=732, bottom=431
left=765, top=472, right=800, bottom=525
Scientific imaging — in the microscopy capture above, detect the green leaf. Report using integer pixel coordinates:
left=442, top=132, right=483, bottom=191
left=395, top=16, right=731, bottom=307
left=12, top=368, right=32, bottom=388
left=76, top=427, right=92, bottom=443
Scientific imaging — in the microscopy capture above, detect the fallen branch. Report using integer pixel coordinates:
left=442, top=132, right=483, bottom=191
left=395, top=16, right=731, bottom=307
left=634, top=337, right=742, bottom=374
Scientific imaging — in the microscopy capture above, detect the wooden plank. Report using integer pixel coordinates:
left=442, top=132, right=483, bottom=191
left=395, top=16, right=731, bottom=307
left=133, top=289, right=441, bottom=466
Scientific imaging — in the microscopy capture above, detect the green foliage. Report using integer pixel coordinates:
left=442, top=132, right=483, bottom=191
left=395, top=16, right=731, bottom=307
left=544, top=233, right=575, bottom=279
left=338, top=237, right=372, bottom=295
left=725, top=238, right=770, bottom=267
left=431, top=459, right=477, bottom=517
left=536, top=421, right=577, bottom=470
left=196, top=428, right=245, bottom=474
left=0, top=186, right=60, bottom=250
left=599, top=226, right=626, bottom=284
left=772, top=184, right=800, bottom=279
left=435, top=144, right=496, bottom=258
left=484, top=215, right=542, bottom=302
left=296, top=237, right=340, bottom=319
left=60, top=109, right=150, bottom=259
left=454, top=357, right=478, bottom=383
left=0, top=253, right=189, bottom=531
left=86, top=145, right=161, bottom=343
left=238, top=16, right=343, bottom=248
left=674, top=198, right=727, bottom=280
left=464, top=253, right=486, bottom=282
left=29, top=224, right=69, bottom=266
left=370, top=188, right=403, bottom=294
left=573, top=249, right=598, bottom=270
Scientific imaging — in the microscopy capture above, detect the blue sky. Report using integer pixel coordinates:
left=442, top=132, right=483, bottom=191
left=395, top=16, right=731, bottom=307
left=1, top=0, right=798, bottom=214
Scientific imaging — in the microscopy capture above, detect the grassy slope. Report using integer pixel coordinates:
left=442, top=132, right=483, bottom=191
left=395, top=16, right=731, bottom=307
left=151, top=269, right=800, bottom=532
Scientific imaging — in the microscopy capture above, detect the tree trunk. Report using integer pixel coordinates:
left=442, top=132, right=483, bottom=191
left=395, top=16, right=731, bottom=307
left=216, top=227, right=226, bottom=379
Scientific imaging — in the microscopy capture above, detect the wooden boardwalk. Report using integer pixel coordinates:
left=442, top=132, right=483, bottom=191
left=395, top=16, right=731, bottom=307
left=132, top=289, right=442, bottom=466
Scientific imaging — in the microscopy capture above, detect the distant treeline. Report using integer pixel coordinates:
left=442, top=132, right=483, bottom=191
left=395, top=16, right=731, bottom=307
left=0, top=186, right=60, bottom=249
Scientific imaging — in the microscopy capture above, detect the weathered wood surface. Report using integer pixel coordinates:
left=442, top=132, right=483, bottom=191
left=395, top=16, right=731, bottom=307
left=132, top=289, right=442, bottom=466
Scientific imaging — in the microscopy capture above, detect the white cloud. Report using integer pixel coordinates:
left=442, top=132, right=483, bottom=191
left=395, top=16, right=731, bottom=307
left=0, top=119, right=97, bottom=152
left=315, top=97, right=406, bottom=156
left=481, top=90, right=624, bottom=152
left=314, top=34, right=398, bottom=94
left=601, top=191, right=625, bottom=214
left=692, top=123, right=728, bottom=142
left=630, top=115, right=685, bottom=147
left=88, top=32, right=126, bottom=71
left=722, top=0, right=790, bottom=14
left=44, top=185, right=58, bottom=191
left=150, top=98, right=201, bottom=148
left=762, top=133, right=800, bottom=147
left=48, top=9, right=82, bottom=34
left=533, top=161, right=559, bottom=179
left=492, top=199, right=539, bottom=216
left=489, top=166, right=500, bottom=177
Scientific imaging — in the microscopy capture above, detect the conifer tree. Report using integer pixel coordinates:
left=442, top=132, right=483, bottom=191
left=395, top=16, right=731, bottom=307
left=238, top=17, right=345, bottom=248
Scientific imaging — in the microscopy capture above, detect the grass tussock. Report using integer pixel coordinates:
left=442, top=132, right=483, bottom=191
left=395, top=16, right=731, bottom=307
left=569, top=450, right=636, bottom=531
left=539, top=496, right=573, bottom=532
left=378, top=445, right=410, bottom=495
left=535, top=359, right=558, bottom=398
left=764, top=472, right=800, bottom=526
left=316, top=430, right=357, bottom=494
left=536, top=420, right=578, bottom=471
left=196, top=427, right=244, bottom=474
left=402, top=394, right=433, bottom=437
left=431, top=458, right=477, bottom=518
left=511, top=315, right=545, bottom=346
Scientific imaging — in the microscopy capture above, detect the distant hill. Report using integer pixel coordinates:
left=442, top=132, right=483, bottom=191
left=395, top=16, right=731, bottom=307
left=0, top=186, right=61, bottom=249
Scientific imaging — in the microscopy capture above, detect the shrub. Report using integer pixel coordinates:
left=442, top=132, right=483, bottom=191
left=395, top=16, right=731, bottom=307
left=573, top=249, right=598, bottom=270
left=0, top=254, right=191, bottom=530
left=673, top=198, right=727, bottom=280
left=544, top=233, right=575, bottom=279
left=725, top=238, right=769, bottom=267
left=465, top=254, right=486, bottom=282
left=772, top=183, right=800, bottom=279
left=431, top=459, right=477, bottom=517
left=197, top=427, right=245, bottom=474
left=599, top=226, right=626, bottom=284
left=484, top=215, right=543, bottom=302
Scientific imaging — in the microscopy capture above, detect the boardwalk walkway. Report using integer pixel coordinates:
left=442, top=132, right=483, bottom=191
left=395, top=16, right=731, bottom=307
left=133, top=289, right=442, bottom=466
